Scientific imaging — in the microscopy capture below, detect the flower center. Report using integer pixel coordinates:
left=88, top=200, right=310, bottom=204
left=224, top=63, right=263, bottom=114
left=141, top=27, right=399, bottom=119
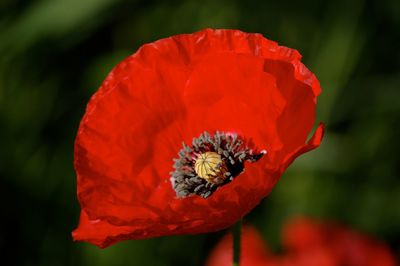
left=170, top=131, right=266, bottom=198
left=194, top=152, right=228, bottom=184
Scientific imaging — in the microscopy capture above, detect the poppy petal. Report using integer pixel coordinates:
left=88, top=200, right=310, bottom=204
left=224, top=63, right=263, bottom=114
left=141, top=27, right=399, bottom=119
left=281, top=122, right=325, bottom=171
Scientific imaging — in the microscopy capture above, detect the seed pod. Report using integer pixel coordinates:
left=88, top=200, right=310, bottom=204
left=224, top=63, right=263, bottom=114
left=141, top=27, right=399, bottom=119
left=194, top=152, right=228, bottom=184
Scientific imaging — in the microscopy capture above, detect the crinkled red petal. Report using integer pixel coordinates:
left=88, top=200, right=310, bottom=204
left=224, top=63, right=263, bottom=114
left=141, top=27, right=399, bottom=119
left=73, top=29, right=324, bottom=247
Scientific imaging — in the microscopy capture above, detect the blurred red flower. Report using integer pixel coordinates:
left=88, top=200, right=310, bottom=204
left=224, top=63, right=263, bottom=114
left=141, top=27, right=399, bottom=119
left=205, top=226, right=273, bottom=266
left=281, top=217, right=397, bottom=266
left=206, top=218, right=397, bottom=266
left=72, top=28, right=324, bottom=248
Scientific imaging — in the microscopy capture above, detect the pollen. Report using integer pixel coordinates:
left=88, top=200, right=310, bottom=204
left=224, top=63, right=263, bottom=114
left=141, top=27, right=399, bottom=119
left=194, top=152, right=228, bottom=184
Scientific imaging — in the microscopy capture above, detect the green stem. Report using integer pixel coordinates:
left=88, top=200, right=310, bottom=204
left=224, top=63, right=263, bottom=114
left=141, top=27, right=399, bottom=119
left=232, top=219, right=242, bottom=266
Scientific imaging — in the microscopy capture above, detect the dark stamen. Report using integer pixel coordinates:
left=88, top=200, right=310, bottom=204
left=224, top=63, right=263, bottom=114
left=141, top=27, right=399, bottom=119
left=170, top=131, right=266, bottom=198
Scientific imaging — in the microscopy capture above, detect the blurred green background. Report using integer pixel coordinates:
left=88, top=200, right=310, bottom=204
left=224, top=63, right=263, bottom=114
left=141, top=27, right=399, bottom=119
left=0, top=0, right=399, bottom=265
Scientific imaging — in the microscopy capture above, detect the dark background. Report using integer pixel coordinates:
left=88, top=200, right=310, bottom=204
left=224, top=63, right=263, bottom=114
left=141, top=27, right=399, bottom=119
left=0, top=0, right=399, bottom=265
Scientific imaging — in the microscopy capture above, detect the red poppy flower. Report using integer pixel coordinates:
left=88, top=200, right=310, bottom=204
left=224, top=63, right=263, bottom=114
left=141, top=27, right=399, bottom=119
left=72, top=28, right=324, bottom=248
left=281, top=217, right=397, bottom=266
left=206, top=218, right=396, bottom=266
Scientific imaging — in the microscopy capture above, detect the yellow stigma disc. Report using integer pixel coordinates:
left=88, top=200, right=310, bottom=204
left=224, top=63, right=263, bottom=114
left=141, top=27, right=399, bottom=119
left=194, top=152, right=227, bottom=184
